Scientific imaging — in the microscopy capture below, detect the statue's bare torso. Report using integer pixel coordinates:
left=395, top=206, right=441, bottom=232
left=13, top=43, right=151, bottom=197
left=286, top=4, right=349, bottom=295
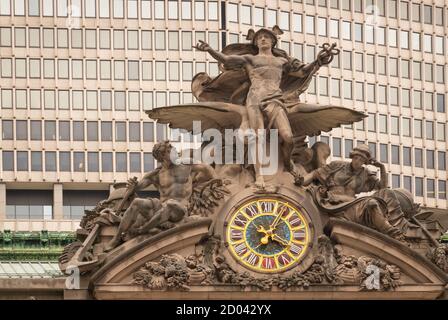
left=155, top=164, right=193, bottom=206
left=242, top=54, right=288, bottom=106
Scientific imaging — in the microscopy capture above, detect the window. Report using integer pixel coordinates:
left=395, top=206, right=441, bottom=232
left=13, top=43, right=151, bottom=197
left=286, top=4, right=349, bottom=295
left=87, top=122, right=98, bottom=141
left=365, top=25, right=374, bottom=44
left=437, top=94, right=445, bottom=113
left=15, top=58, right=26, bottom=78
left=101, top=121, right=112, bottom=141
left=412, top=32, right=421, bottom=51
left=1, top=58, right=12, bottom=77
left=88, top=152, right=99, bottom=172
left=367, top=84, right=375, bottom=101
left=413, top=90, right=422, bottom=109
left=267, top=9, right=276, bottom=26
left=426, top=121, right=434, bottom=140
left=436, top=65, right=444, bottom=84
left=116, top=152, right=127, bottom=172
left=379, top=115, right=387, bottom=133
left=85, top=29, right=96, bottom=48
left=329, top=19, right=338, bottom=39
left=392, top=175, right=400, bottom=188
left=155, top=61, right=166, bottom=80
left=355, top=53, right=363, bottom=71
left=344, top=139, right=353, bottom=158
left=227, top=2, right=237, bottom=23
left=14, top=28, right=25, bottom=47
left=241, top=5, right=251, bottom=25
left=342, top=21, right=351, bottom=40
left=16, top=89, right=26, bottom=108
left=402, top=89, right=410, bottom=108
left=113, top=0, right=124, bottom=18
left=129, top=122, right=140, bottom=142
left=16, top=120, right=27, bottom=140
left=368, top=113, right=376, bottom=132
left=412, top=3, right=420, bottom=22
left=306, top=16, right=314, bottom=34
left=99, top=0, right=110, bottom=18
left=343, top=51, right=352, bottom=70
left=143, top=122, right=154, bottom=142
left=389, top=0, right=397, bottom=18
left=293, top=13, right=302, bottom=33
left=415, top=148, right=423, bottom=167
left=181, top=1, right=190, bottom=19
left=434, top=149, right=444, bottom=171
left=400, top=31, right=409, bottom=49
left=279, top=11, right=289, bottom=31
left=59, top=121, right=70, bottom=140
left=332, top=138, right=341, bottom=157
left=45, top=121, right=56, bottom=140
left=404, top=176, right=412, bottom=193
left=380, top=144, right=388, bottom=163
left=101, top=152, right=113, bottom=172
left=45, top=151, right=56, bottom=171
left=389, top=28, right=397, bottom=47
left=391, top=115, right=400, bottom=134
left=403, top=147, right=411, bottom=166
left=435, top=7, right=444, bottom=26
left=427, top=179, right=435, bottom=198
left=426, top=150, right=435, bottom=169
left=378, top=56, right=386, bottom=75
left=366, top=54, right=375, bottom=73
left=415, top=177, right=423, bottom=197
left=400, top=1, right=408, bottom=20
left=343, top=80, right=352, bottom=100
left=30, top=120, right=42, bottom=140
left=144, top=153, right=154, bottom=171
left=438, top=181, right=446, bottom=199
left=205, top=1, right=218, bottom=21
left=17, top=151, right=28, bottom=171
left=73, top=121, right=84, bottom=141
left=114, top=61, right=125, bottom=80
left=424, top=5, right=432, bottom=24
left=29, top=28, right=40, bottom=47
left=115, top=122, right=126, bottom=141
left=71, top=29, right=82, bottom=48
left=414, top=119, right=422, bottom=138
left=354, top=23, right=362, bottom=42
left=391, top=145, right=400, bottom=164
left=2, top=120, right=13, bottom=140
left=402, top=118, right=411, bottom=136
left=401, top=59, right=410, bottom=79
left=130, top=153, right=141, bottom=172
left=113, top=30, right=125, bottom=49
left=254, top=7, right=263, bottom=27
left=437, top=123, right=446, bottom=142
left=377, top=27, right=385, bottom=45
left=435, top=37, right=444, bottom=55
left=73, top=152, right=85, bottom=172
left=99, top=29, right=110, bottom=49
left=100, top=60, right=111, bottom=79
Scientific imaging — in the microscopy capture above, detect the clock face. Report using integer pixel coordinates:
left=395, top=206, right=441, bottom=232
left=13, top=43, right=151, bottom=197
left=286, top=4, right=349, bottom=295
left=225, top=198, right=311, bottom=273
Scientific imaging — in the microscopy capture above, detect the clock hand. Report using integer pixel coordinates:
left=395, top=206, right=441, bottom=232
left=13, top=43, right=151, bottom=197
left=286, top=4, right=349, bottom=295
left=271, top=233, right=289, bottom=246
left=269, top=204, right=288, bottom=230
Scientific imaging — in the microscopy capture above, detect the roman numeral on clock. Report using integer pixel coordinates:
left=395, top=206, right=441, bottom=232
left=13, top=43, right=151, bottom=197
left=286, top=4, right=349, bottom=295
left=230, top=229, right=243, bottom=241
left=245, top=253, right=259, bottom=266
left=245, top=204, right=258, bottom=217
left=262, top=257, right=276, bottom=269
left=289, top=243, right=303, bottom=256
left=233, top=214, right=247, bottom=227
left=277, top=253, right=292, bottom=266
left=260, top=201, right=274, bottom=213
left=234, top=242, right=248, bottom=256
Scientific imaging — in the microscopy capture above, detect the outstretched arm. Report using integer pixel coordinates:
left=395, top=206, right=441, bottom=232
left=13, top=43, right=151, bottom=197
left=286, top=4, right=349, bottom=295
left=289, top=43, right=339, bottom=78
left=194, top=40, right=247, bottom=67
left=288, top=60, right=320, bottom=78
left=133, top=168, right=159, bottom=191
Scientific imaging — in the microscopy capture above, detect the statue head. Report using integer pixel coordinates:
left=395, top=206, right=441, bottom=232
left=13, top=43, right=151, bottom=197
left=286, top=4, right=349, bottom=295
left=246, top=26, right=283, bottom=51
left=349, top=144, right=372, bottom=169
left=153, top=140, right=177, bottom=164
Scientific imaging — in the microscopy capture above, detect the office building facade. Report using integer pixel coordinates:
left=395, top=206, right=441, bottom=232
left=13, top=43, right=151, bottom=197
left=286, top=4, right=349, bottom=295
left=0, top=0, right=446, bottom=233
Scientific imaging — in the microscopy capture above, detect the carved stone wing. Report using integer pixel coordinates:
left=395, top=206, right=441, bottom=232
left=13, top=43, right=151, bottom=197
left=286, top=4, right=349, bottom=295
left=145, top=102, right=247, bottom=132
left=286, top=103, right=366, bottom=137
